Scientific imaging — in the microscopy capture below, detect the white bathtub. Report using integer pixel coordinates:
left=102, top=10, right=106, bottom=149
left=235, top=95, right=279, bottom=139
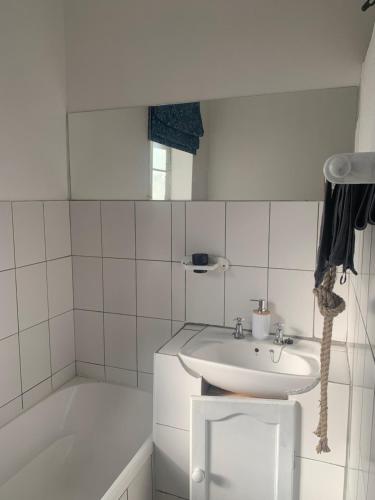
left=0, top=378, right=153, bottom=500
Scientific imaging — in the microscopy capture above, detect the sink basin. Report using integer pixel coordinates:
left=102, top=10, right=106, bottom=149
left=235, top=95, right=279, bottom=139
left=178, top=326, right=320, bottom=398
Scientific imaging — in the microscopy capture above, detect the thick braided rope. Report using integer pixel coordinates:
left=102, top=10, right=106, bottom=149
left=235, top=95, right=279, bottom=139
left=312, top=267, right=345, bottom=453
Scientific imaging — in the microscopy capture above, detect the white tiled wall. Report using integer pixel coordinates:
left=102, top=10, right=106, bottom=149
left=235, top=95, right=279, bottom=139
left=345, top=226, right=375, bottom=500
left=70, top=200, right=349, bottom=393
left=0, top=201, right=75, bottom=425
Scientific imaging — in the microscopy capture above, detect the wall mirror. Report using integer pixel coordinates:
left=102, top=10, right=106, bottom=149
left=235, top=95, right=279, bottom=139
left=68, top=87, right=358, bottom=201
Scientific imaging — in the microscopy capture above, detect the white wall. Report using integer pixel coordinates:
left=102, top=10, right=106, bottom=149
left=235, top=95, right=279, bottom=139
left=207, top=87, right=358, bottom=201
left=0, top=0, right=68, bottom=200
left=69, top=107, right=150, bottom=199
left=64, top=0, right=374, bottom=112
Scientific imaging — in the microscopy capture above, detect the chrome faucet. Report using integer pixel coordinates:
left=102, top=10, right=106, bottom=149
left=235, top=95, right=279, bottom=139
left=273, top=322, right=293, bottom=345
left=233, top=317, right=245, bottom=339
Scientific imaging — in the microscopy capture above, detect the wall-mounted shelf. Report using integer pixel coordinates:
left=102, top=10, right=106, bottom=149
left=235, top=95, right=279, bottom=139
left=181, top=256, right=229, bottom=272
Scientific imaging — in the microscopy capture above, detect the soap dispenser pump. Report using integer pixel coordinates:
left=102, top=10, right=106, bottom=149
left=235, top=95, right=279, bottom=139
left=251, top=299, right=271, bottom=340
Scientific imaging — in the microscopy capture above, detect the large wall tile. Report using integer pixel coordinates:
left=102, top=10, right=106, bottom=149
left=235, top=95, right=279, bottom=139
left=19, top=321, right=51, bottom=392
left=225, top=266, right=268, bottom=329
left=136, top=202, right=171, bottom=260
left=268, top=269, right=314, bottom=337
left=103, top=258, right=136, bottom=315
left=172, top=262, right=185, bottom=321
left=186, top=271, right=224, bottom=325
left=47, top=257, right=73, bottom=317
left=105, top=366, right=137, bottom=388
left=74, top=310, right=104, bottom=364
left=226, top=202, right=269, bottom=267
left=186, top=202, right=225, bottom=256
left=0, top=202, right=15, bottom=271
left=137, top=261, right=171, bottom=319
left=154, top=424, right=190, bottom=499
left=0, top=335, right=21, bottom=407
left=172, top=202, right=185, bottom=262
left=0, top=270, right=18, bottom=340
left=104, top=313, right=137, bottom=370
left=296, top=458, right=344, bottom=500
left=72, top=256, right=103, bottom=311
left=76, top=361, right=105, bottom=380
left=44, top=201, right=71, bottom=260
left=70, top=201, right=101, bottom=256
left=13, top=201, right=45, bottom=267
left=50, top=311, right=75, bottom=373
left=269, top=202, right=318, bottom=270
left=154, top=353, right=201, bottom=430
left=101, top=201, right=135, bottom=258
left=137, top=317, right=171, bottom=373
left=0, top=397, right=22, bottom=429
left=52, top=363, right=76, bottom=390
left=22, top=379, right=52, bottom=410
left=16, top=263, right=48, bottom=331
left=290, top=382, right=349, bottom=466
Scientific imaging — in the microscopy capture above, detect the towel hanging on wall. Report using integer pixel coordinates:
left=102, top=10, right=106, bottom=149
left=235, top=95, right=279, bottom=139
left=148, top=102, right=204, bottom=155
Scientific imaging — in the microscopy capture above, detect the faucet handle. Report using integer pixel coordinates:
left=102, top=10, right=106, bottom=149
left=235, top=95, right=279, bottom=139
left=274, top=322, right=284, bottom=333
left=233, top=317, right=244, bottom=324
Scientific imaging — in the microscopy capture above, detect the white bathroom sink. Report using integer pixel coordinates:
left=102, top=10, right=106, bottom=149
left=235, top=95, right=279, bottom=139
left=178, top=326, right=320, bottom=398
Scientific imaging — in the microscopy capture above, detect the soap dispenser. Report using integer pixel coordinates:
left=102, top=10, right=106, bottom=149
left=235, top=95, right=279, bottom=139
left=251, top=299, right=271, bottom=340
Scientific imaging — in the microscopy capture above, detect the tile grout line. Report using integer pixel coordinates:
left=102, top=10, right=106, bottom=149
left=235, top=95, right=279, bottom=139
left=42, top=202, right=53, bottom=391
left=99, top=202, right=106, bottom=381
left=134, top=201, right=139, bottom=387
left=10, top=202, right=24, bottom=406
left=223, top=202, right=227, bottom=327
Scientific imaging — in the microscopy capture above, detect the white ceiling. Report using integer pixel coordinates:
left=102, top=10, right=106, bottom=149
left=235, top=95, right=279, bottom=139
left=64, top=0, right=375, bottom=111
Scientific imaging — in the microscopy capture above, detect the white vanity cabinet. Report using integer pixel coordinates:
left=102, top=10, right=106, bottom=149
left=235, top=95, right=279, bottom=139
left=190, top=396, right=297, bottom=500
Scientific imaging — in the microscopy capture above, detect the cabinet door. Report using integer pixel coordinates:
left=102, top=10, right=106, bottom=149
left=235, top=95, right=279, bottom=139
left=191, top=396, right=298, bottom=500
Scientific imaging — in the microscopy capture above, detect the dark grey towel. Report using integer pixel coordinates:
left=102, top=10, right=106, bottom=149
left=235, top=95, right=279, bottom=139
left=314, top=182, right=374, bottom=287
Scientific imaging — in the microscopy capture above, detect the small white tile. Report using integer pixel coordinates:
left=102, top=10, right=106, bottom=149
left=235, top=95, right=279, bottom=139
left=74, top=310, right=104, bottom=364
left=290, top=382, right=349, bottom=466
left=0, top=335, right=21, bottom=407
left=186, top=271, right=224, bottom=325
left=106, top=367, right=137, bottom=387
left=138, top=372, right=153, bottom=393
left=154, top=354, right=201, bottom=430
left=268, top=269, right=315, bottom=337
left=136, top=202, right=171, bottom=260
left=70, top=201, right=101, bottom=256
left=101, top=201, right=135, bottom=258
left=0, top=202, right=15, bottom=270
left=269, top=202, right=318, bottom=270
left=44, top=201, right=71, bottom=260
left=104, top=313, right=137, bottom=370
left=13, top=202, right=45, bottom=267
left=226, top=202, right=269, bottom=267
left=225, top=266, right=268, bottom=330
left=128, top=456, right=152, bottom=500
left=296, top=458, right=344, bottom=500
left=172, top=202, right=185, bottom=262
left=172, top=321, right=184, bottom=336
left=16, top=263, right=48, bottom=331
left=155, top=424, right=189, bottom=499
left=22, top=379, right=52, bottom=410
left=103, top=258, right=136, bottom=315
left=76, top=362, right=105, bottom=380
left=19, top=322, right=51, bottom=392
left=155, top=492, right=180, bottom=500
left=314, top=274, right=348, bottom=342
left=73, top=257, right=103, bottom=311
left=159, top=328, right=198, bottom=356
left=186, top=202, right=225, bottom=256
left=50, top=311, right=75, bottom=373
left=47, top=257, right=73, bottom=317
left=137, top=317, right=171, bottom=373
left=137, top=261, right=171, bottom=319
left=0, top=396, right=22, bottom=428
left=172, top=262, right=185, bottom=321
left=0, top=270, right=18, bottom=340
left=52, top=363, right=76, bottom=390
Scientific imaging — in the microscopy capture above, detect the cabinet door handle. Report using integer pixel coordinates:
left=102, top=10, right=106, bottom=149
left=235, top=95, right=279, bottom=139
left=192, top=468, right=205, bottom=483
